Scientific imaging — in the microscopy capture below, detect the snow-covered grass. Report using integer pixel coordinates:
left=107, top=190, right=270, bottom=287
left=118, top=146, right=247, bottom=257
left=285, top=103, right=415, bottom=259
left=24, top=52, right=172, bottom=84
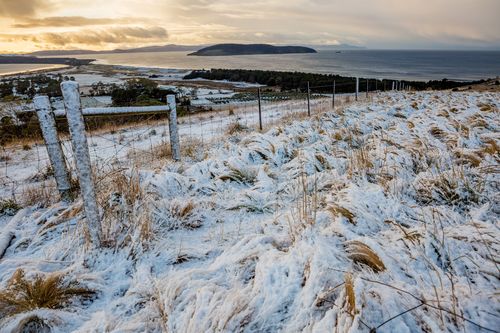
left=0, top=90, right=498, bottom=332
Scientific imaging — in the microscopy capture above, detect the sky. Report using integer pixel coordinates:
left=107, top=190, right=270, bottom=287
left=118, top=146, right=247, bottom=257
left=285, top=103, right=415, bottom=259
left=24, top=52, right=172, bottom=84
left=0, top=0, right=499, bottom=53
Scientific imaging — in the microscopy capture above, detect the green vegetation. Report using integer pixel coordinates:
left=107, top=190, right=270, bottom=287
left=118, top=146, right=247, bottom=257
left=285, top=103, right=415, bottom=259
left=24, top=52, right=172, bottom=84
left=111, top=78, right=174, bottom=106
left=184, top=69, right=485, bottom=92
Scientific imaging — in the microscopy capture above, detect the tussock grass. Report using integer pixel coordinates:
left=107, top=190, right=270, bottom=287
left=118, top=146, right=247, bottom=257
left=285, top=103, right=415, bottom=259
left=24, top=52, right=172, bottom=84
left=21, top=182, right=58, bottom=208
left=0, top=269, right=94, bottom=318
left=414, top=167, right=484, bottom=208
left=477, top=103, right=496, bottom=112
left=481, top=138, right=499, bottom=156
left=0, top=199, right=21, bottom=216
left=95, top=168, right=153, bottom=248
left=152, top=199, right=203, bottom=230
left=347, top=147, right=373, bottom=176
left=345, top=241, right=386, bottom=272
left=328, top=204, right=356, bottom=225
left=219, top=163, right=258, bottom=183
left=429, top=126, right=447, bottom=140
left=226, top=121, right=249, bottom=135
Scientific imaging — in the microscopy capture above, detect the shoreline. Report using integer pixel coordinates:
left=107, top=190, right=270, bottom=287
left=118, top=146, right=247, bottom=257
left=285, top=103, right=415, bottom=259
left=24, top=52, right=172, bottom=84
left=0, top=64, right=70, bottom=77
left=0, top=63, right=497, bottom=91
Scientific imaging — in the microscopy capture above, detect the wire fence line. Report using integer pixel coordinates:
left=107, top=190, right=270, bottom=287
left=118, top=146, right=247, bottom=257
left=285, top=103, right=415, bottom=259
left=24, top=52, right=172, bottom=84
left=1, top=80, right=379, bottom=201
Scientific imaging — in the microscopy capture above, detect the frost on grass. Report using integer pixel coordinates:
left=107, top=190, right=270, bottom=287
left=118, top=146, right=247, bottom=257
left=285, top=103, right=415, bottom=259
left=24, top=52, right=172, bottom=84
left=0, top=91, right=499, bottom=332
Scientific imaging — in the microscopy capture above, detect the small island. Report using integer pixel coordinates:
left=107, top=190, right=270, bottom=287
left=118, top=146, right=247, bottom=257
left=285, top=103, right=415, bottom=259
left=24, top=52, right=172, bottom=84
left=188, top=44, right=317, bottom=56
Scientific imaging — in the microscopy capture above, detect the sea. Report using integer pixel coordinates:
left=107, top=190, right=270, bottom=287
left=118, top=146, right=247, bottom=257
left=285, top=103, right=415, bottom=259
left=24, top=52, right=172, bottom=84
left=3, top=50, right=500, bottom=81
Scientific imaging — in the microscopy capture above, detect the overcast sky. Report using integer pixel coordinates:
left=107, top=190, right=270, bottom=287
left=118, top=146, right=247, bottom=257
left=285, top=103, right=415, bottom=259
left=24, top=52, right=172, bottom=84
left=1, top=0, right=499, bottom=53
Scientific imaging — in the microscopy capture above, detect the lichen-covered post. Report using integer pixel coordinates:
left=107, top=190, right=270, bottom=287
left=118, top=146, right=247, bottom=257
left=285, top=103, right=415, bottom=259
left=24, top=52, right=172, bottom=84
left=61, top=81, right=101, bottom=245
left=257, top=88, right=262, bottom=130
left=167, top=95, right=181, bottom=161
left=33, top=95, right=72, bottom=202
left=332, top=81, right=335, bottom=109
left=355, top=77, right=359, bottom=101
left=306, top=81, right=311, bottom=116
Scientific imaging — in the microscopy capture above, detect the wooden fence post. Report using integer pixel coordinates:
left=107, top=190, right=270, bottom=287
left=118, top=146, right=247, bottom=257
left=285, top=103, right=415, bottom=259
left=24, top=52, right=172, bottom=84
left=257, top=88, right=262, bottom=131
left=307, top=81, right=311, bottom=116
left=355, top=77, right=359, bottom=101
left=366, top=79, right=369, bottom=98
left=332, top=81, right=336, bottom=109
left=167, top=95, right=181, bottom=161
left=60, top=81, right=101, bottom=245
left=33, top=95, right=72, bottom=202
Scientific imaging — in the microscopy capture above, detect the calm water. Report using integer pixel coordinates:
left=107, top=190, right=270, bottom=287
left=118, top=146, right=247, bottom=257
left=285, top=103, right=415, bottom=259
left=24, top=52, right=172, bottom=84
left=60, top=50, right=500, bottom=81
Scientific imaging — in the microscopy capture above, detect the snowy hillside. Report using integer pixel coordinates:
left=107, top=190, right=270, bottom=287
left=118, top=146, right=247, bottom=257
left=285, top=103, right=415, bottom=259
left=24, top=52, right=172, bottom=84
left=0, top=91, right=498, bottom=332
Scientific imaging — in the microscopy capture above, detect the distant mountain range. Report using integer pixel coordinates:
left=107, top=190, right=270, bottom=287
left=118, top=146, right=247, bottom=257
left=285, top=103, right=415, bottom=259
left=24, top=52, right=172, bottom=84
left=189, top=44, right=317, bottom=56
left=0, top=55, right=93, bottom=66
left=29, top=44, right=201, bottom=56
left=26, top=43, right=362, bottom=57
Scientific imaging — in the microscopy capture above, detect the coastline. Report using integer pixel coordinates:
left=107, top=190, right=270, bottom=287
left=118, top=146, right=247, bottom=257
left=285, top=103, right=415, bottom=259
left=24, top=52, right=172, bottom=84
left=0, top=64, right=70, bottom=77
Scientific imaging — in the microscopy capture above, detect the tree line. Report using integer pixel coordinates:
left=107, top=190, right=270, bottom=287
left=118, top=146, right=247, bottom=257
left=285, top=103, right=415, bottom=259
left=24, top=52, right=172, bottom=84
left=184, top=69, right=486, bottom=92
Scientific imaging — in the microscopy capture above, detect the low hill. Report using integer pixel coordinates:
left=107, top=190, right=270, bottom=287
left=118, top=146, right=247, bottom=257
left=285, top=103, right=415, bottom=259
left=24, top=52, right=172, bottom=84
left=0, top=55, right=94, bottom=66
left=28, top=44, right=201, bottom=56
left=188, top=44, right=317, bottom=56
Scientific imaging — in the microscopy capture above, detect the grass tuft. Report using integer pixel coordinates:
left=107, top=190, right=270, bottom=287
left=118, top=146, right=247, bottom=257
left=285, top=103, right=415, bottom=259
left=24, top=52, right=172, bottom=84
left=0, top=269, right=94, bottom=318
left=345, top=241, right=386, bottom=273
left=328, top=204, right=356, bottom=225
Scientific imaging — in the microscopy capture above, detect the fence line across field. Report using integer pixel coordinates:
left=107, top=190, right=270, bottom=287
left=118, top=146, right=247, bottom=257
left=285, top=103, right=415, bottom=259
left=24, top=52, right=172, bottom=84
left=2, top=78, right=409, bottom=236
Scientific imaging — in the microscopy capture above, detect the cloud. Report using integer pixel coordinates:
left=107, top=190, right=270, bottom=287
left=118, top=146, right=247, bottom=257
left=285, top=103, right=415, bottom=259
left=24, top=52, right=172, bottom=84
left=1, top=26, right=168, bottom=47
left=0, top=0, right=51, bottom=18
left=12, top=16, right=151, bottom=28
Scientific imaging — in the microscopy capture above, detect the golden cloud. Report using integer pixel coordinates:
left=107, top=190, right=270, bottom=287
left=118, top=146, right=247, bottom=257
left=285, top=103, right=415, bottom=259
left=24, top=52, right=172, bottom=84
left=0, top=26, right=168, bottom=47
left=12, top=16, right=151, bottom=28
left=0, top=0, right=51, bottom=18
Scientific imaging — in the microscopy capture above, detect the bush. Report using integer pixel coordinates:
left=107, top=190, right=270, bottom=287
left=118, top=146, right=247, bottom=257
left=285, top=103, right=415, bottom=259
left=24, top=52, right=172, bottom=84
left=111, top=78, right=176, bottom=106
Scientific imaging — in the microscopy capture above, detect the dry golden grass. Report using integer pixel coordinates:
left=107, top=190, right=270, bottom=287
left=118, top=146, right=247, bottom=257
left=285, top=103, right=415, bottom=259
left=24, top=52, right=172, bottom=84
left=226, top=121, right=248, bottom=135
left=21, top=182, right=58, bottom=208
left=156, top=199, right=203, bottom=231
left=468, top=114, right=489, bottom=129
left=345, top=241, right=386, bottom=273
left=328, top=205, right=356, bottom=225
left=94, top=168, right=154, bottom=247
left=344, top=273, right=356, bottom=317
left=453, top=149, right=482, bottom=167
left=481, top=138, right=499, bottom=156
left=477, top=103, right=496, bottom=112
left=0, top=269, right=93, bottom=317
left=429, top=126, right=447, bottom=140
left=347, top=147, right=373, bottom=176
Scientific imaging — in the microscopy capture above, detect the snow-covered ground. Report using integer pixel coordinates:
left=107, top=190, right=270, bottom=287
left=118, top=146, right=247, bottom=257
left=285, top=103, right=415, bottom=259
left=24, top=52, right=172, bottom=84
left=0, top=91, right=498, bottom=332
left=0, top=97, right=328, bottom=199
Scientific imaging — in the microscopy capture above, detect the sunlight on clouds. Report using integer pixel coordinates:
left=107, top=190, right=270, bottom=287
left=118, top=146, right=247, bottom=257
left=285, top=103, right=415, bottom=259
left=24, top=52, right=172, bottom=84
left=0, top=0, right=499, bottom=52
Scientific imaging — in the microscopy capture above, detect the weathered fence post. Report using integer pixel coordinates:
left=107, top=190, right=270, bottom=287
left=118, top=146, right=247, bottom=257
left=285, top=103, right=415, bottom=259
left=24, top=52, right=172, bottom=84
left=306, top=81, right=311, bottom=116
left=366, top=79, right=369, bottom=98
left=167, top=95, right=181, bottom=161
left=60, top=81, right=101, bottom=245
left=392, top=81, right=395, bottom=91
left=257, top=88, right=262, bottom=131
left=33, top=95, right=72, bottom=202
left=332, top=81, right=336, bottom=109
left=355, top=77, right=359, bottom=101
